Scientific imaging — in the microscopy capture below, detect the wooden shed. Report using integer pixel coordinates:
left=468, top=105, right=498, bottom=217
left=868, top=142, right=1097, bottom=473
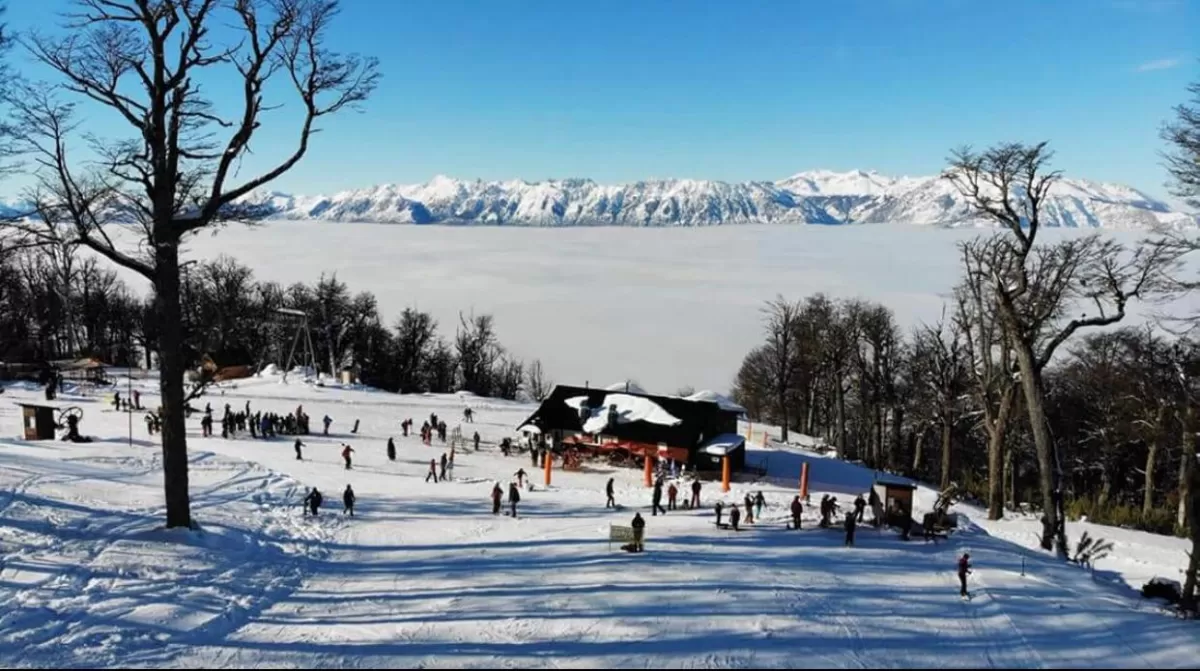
left=17, top=403, right=58, bottom=440
left=873, top=475, right=918, bottom=528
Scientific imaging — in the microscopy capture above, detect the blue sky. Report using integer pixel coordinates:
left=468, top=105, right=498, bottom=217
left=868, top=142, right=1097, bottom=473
left=2, top=0, right=1198, bottom=199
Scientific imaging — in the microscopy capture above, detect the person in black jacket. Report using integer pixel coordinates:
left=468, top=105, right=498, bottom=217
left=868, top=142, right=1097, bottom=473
left=508, top=482, right=521, bottom=518
left=652, top=480, right=666, bottom=516
left=606, top=478, right=616, bottom=508
left=387, top=437, right=396, bottom=461
left=791, top=495, right=803, bottom=530
left=729, top=503, right=741, bottom=531
left=491, top=483, right=503, bottom=515
left=844, top=512, right=857, bottom=546
left=631, top=512, right=646, bottom=552
left=343, top=485, right=356, bottom=517
left=691, top=479, right=702, bottom=508
left=294, top=438, right=304, bottom=460
left=854, top=494, right=866, bottom=523
left=303, top=487, right=322, bottom=516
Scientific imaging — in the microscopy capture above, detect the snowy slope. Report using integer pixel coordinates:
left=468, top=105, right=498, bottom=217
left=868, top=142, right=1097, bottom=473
left=242, top=170, right=1196, bottom=229
left=2, top=377, right=1198, bottom=668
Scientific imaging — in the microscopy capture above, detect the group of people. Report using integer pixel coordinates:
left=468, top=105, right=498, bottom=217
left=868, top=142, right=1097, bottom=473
left=197, top=401, right=315, bottom=440
left=111, top=390, right=143, bottom=412
left=649, top=476, right=707, bottom=516
left=301, top=484, right=356, bottom=517
left=425, top=452, right=454, bottom=482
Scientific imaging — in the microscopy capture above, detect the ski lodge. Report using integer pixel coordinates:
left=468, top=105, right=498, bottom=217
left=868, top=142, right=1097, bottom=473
left=516, top=384, right=748, bottom=473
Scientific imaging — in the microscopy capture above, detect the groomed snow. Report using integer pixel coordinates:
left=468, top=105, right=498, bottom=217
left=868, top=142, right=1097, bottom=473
left=2, top=375, right=1198, bottom=668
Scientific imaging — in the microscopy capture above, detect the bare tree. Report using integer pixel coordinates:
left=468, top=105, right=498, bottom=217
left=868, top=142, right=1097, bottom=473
left=2, top=0, right=378, bottom=529
left=1162, top=76, right=1200, bottom=212
left=525, top=358, right=553, bottom=402
left=911, top=313, right=968, bottom=491
left=761, top=295, right=802, bottom=442
left=945, top=142, right=1176, bottom=556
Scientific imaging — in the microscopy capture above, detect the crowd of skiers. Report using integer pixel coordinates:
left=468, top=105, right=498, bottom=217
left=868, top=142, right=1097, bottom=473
left=195, top=401, right=316, bottom=440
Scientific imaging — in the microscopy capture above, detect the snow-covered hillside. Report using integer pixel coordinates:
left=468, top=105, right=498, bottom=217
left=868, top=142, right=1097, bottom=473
left=242, top=170, right=1196, bottom=229
left=2, top=376, right=1198, bottom=668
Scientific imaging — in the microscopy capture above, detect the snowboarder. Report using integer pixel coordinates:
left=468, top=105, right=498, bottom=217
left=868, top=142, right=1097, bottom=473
left=958, top=553, right=972, bottom=598
left=491, top=483, right=503, bottom=515
left=387, top=437, right=396, bottom=461
left=854, top=494, right=866, bottom=523
left=323, top=415, right=332, bottom=435
left=473, top=431, right=480, bottom=451
left=439, top=453, right=448, bottom=480
left=341, top=444, right=354, bottom=470
left=606, top=477, right=616, bottom=508
left=343, top=484, right=356, bottom=516
left=294, top=438, right=304, bottom=460
left=508, top=482, right=521, bottom=518
left=667, top=482, right=678, bottom=511
left=691, top=479, right=702, bottom=508
left=729, top=504, right=741, bottom=531
left=303, top=487, right=323, bottom=516
left=844, top=512, right=857, bottom=547
left=715, top=500, right=725, bottom=527
left=631, top=512, right=646, bottom=552
left=515, top=468, right=527, bottom=488
left=755, top=491, right=766, bottom=519
left=652, top=480, right=666, bottom=516
left=791, top=495, right=803, bottom=530
left=426, top=459, right=438, bottom=483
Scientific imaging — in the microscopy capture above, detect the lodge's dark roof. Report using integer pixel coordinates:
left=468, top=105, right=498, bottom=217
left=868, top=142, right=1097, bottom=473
left=518, top=384, right=737, bottom=449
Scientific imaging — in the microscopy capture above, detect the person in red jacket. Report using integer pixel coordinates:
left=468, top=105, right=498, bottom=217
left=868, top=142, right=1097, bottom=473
left=341, top=444, right=354, bottom=470
left=958, top=553, right=972, bottom=598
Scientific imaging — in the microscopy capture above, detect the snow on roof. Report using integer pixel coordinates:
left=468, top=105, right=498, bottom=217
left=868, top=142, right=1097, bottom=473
left=874, top=473, right=917, bottom=489
left=701, top=433, right=746, bottom=456
left=685, top=389, right=746, bottom=413
left=516, top=424, right=542, bottom=434
left=565, top=393, right=682, bottom=433
left=604, top=381, right=647, bottom=394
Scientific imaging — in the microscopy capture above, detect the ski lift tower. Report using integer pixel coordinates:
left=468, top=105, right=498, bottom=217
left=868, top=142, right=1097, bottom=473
left=273, top=308, right=318, bottom=383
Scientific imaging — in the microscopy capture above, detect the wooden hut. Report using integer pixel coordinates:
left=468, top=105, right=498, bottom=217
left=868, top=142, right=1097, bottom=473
left=17, top=403, right=58, bottom=440
left=873, top=474, right=918, bottom=528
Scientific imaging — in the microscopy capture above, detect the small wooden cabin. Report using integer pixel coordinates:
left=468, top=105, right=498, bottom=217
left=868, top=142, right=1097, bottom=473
left=873, top=475, right=918, bottom=528
left=18, top=403, right=58, bottom=440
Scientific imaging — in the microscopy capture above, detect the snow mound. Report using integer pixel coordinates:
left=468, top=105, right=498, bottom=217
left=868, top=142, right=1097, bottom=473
left=604, top=380, right=647, bottom=394
left=685, top=389, right=746, bottom=413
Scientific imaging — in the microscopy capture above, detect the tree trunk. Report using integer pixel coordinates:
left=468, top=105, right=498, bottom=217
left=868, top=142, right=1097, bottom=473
left=1012, top=339, right=1067, bottom=557
left=940, top=417, right=953, bottom=491
left=1144, top=406, right=1165, bottom=517
left=154, top=241, right=193, bottom=529
left=890, top=405, right=903, bottom=472
left=779, top=391, right=789, bottom=444
left=1182, top=452, right=1200, bottom=610
left=1005, top=446, right=1015, bottom=511
left=913, top=426, right=926, bottom=475
left=806, top=387, right=817, bottom=436
left=835, top=380, right=847, bottom=459
left=1181, top=405, right=1195, bottom=533
left=987, top=385, right=1016, bottom=520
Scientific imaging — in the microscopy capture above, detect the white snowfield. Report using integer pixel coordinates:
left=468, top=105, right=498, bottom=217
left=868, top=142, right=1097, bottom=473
left=1, top=375, right=1198, bottom=668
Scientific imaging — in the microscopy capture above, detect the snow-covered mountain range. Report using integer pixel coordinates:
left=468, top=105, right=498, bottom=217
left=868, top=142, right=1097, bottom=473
left=244, top=170, right=1195, bottom=229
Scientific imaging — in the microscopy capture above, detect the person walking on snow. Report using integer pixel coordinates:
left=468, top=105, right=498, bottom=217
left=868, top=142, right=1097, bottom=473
left=473, top=431, right=480, bottom=451
left=755, top=491, right=765, bottom=519
left=508, top=482, right=521, bottom=518
left=715, top=501, right=724, bottom=526
left=854, top=494, right=866, bottom=523
left=491, top=483, right=503, bottom=515
left=631, top=512, right=646, bottom=552
left=323, top=415, right=332, bottom=435
left=791, top=495, right=803, bottom=530
left=294, top=438, right=305, bottom=460
left=729, top=504, right=741, bottom=531
left=515, top=468, right=527, bottom=489
left=743, top=494, right=755, bottom=524
left=303, top=487, right=322, bottom=516
left=439, top=453, right=448, bottom=481
left=606, top=477, right=616, bottom=508
left=341, top=444, right=354, bottom=470
left=691, top=480, right=702, bottom=508
left=343, top=485, right=356, bottom=517
left=387, top=437, right=396, bottom=461
left=844, top=512, right=857, bottom=546
left=426, top=459, right=439, bottom=483
left=958, top=553, right=972, bottom=598
left=652, top=480, right=666, bottom=516
left=667, top=482, right=678, bottom=511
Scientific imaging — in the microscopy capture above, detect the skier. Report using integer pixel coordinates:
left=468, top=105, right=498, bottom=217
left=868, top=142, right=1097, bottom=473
left=387, top=437, right=396, bottom=461
left=515, top=468, right=527, bottom=488
left=743, top=494, right=755, bottom=524
left=303, top=487, right=323, bottom=516
left=844, top=511, right=857, bottom=547
left=690, top=479, right=702, bottom=508
left=508, top=482, right=521, bottom=518
left=715, top=500, right=725, bottom=527
left=631, top=512, right=646, bottom=552
left=343, top=484, right=356, bottom=517
left=958, top=553, right=972, bottom=599
left=791, top=495, right=804, bottom=530
left=605, top=477, right=616, bottom=509
left=755, top=491, right=766, bottom=519
left=473, top=431, right=480, bottom=451
left=667, top=482, right=678, bottom=511
left=341, top=444, right=354, bottom=470
left=439, top=453, right=448, bottom=481
left=294, top=438, right=304, bottom=460
left=854, top=494, right=866, bottom=523
left=491, top=483, right=503, bottom=515
left=464, top=407, right=474, bottom=423
left=729, top=503, right=741, bottom=531
left=426, top=459, right=438, bottom=483
left=652, top=479, right=666, bottom=516
left=322, top=415, right=332, bottom=435
left=201, top=412, right=213, bottom=437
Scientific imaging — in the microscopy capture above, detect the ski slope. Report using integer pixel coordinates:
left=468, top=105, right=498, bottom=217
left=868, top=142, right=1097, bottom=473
left=1, top=375, right=1198, bottom=668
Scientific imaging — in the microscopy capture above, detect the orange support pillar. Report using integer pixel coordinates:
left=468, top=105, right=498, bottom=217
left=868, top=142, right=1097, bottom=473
left=721, top=455, right=731, bottom=493
left=800, top=462, right=809, bottom=499
left=644, top=452, right=653, bottom=487
left=544, top=448, right=552, bottom=486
